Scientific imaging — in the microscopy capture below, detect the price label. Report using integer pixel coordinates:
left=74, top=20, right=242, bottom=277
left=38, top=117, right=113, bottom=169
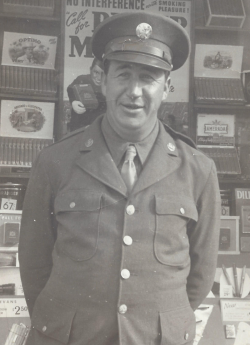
left=0, top=298, right=29, bottom=317
left=220, top=284, right=233, bottom=298
left=1, top=198, right=17, bottom=210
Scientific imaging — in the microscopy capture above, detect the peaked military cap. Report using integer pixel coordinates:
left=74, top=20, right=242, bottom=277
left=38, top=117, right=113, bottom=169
left=92, top=12, right=190, bottom=72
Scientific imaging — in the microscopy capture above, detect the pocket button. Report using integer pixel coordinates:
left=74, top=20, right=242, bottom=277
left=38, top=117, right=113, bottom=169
left=184, top=332, right=189, bottom=340
left=42, top=326, right=47, bottom=332
left=180, top=207, right=185, bottom=215
left=70, top=202, right=76, bottom=208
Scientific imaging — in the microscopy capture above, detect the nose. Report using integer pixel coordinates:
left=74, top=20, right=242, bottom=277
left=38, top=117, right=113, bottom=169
left=127, top=78, right=142, bottom=99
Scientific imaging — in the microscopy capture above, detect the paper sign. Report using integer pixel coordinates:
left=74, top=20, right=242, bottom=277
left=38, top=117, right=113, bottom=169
left=0, top=298, right=29, bottom=318
left=234, top=322, right=250, bottom=345
left=2, top=32, right=57, bottom=70
left=220, top=284, right=233, bottom=298
left=220, top=299, right=250, bottom=322
left=195, top=44, right=243, bottom=79
left=194, top=305, right=214, bottom=345
left=0, top=100, right=55, bottom=139
left=0, top=198, right=17, bottom=211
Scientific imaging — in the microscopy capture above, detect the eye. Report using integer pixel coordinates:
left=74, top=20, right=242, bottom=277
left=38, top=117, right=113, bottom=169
left=117, top=71, right=130, bottom=79
left=140, top=73, right=155, bottom=82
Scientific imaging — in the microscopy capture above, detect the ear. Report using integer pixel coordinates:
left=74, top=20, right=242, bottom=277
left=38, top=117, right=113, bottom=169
left=161, top=76, right=171, bottom=102
left=101, top=73, right=107, bottom=97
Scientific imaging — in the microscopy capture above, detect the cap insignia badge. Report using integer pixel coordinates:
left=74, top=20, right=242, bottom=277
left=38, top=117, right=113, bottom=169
left=136, top=23, right=152, bottom=40
left=167, top=143, right=175, bottom=152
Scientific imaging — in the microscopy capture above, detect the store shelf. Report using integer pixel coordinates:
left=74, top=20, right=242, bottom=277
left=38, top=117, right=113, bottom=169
left=0, top=92, right=58, bottom=102
left=219, top=177, right=250, bottom=185
left=194, top=103, right=250, bottom=111
left=195, top=25, right=250, bottom=33
left=0, top=0, right=61, bottom=22
left=0, top=166, right=31, bottom=179
left=0, top=12, right=60, bottom=22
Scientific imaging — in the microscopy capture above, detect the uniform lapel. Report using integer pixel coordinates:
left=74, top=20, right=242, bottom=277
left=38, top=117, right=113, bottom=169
left=75, top=118, right=127, bottom=197
left=133, top=122, right=179, bottom=195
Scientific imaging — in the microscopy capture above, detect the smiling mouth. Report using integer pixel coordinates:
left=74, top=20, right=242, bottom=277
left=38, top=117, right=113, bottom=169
left=123, top=104, right=143, bottom=110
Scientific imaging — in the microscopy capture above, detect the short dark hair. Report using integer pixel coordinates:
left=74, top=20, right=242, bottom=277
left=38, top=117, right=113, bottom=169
left=90, top=57, right=104, bottom=70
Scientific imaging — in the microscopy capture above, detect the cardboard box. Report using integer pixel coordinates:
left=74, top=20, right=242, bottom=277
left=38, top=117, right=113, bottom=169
left=3, top=0, right=54, bottom=17
left=219, top=216, right=240, bottom=254
left=233, top=188, right=250, bottom=252
left=204, top=0, right=246, bottom=28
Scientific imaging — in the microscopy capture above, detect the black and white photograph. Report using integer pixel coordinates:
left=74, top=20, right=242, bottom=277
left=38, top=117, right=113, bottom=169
left=0, top=0, right=250, bottom=345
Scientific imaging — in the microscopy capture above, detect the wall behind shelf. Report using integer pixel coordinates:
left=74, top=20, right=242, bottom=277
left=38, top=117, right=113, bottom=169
left=193, top=0, right=250, bottom=269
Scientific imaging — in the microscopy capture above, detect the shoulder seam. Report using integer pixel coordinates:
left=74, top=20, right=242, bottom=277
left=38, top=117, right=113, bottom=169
left=162, top=123, right=196, bottom=149
left=57, top=127, right=88, bottom=143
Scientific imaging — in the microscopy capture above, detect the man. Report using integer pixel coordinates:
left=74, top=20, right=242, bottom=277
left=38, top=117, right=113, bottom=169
left=17, top=42, right=36, bottom=64
left=67, top=57, right=106, bottom=131
left=19, top=12, right=221, bottom=345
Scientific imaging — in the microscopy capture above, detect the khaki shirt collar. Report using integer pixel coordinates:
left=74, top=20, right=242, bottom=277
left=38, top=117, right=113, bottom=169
left=101, top=115, right=159, bottom=167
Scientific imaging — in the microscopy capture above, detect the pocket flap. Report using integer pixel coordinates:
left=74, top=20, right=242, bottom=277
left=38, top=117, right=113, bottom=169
left=155, top=196, right=198, bottom=222
left=160, top=306, right=196, bottom=345
left=31, top=294, right=75, bottom=344
left=55, top=190, right=102, bottom=213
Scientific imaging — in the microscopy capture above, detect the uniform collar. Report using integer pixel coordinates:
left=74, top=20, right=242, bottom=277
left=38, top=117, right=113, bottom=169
left=77, top=116, right=179, bottom=197
left=101, top=115, right=160, bottom=167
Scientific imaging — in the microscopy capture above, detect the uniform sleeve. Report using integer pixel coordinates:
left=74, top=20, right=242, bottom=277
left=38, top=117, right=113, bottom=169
left=186, top=161, right=221, bottom=310
left=19, top=153, right=57, bottom=316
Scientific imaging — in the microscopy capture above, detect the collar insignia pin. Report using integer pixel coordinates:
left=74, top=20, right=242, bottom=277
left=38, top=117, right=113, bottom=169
left=136, top=23, right=152, bottom=40
left=85, top=139, right=93, bottom=148
left=167, top=143, right=175, bottom=152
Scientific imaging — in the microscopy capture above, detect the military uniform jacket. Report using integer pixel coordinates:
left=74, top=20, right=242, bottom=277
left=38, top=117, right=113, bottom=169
left=19, top=116, right=221, bottom=345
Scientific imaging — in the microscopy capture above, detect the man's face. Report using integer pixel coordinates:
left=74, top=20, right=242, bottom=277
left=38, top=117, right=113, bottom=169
left=25, top=47, right=33, bottom=58
left=102, top=60, right=170, bottom=140
left=90, top=64, right=103, bottom=86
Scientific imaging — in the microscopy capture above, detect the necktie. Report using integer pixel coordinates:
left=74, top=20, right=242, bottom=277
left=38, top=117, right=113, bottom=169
left=121, top=145, right=138, bottom=193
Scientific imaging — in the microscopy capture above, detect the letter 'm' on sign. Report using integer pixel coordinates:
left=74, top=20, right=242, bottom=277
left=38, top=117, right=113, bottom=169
left=69, top=36, right=92, bottom=57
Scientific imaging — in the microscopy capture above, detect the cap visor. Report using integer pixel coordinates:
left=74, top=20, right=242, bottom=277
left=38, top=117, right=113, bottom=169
left=105, top=51, right=172, bottom=72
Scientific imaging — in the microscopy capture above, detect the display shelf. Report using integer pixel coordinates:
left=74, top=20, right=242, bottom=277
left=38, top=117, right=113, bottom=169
left=0, top=12, right=60, bottom=22
left=0, top=0, right=61, bottom=21
left=195, top=25, right=250, bottom=33
left=0, top=92, right=58, bottom=102
left=0, top=167, right=31, bottom=179
left=193, top=0, right=250, bottom=261
left=194, top=103, right=250, bottom=111
left=219, top=177, right=250, bottom=185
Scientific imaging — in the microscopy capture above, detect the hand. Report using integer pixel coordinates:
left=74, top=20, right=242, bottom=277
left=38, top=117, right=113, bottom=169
left=72, top=101, right=86, bottom=114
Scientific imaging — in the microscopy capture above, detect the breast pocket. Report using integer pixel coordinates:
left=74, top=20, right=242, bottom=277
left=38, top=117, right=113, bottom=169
left=54, top=190, right=103, bottom=261
left=154, top=196, right=198, bottom=267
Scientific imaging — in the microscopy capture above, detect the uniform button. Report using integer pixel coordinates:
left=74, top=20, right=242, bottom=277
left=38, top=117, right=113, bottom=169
left=70, top=202, right=75, bottom=208
left=85, top=138, right=93, bottom=147
left=121, top=269, right=130, bottom=279
left=118, top=304, right=127, bottom=314
left=180, top=207, right=185, bottom=215
left=126, top=205, right=135, bottom=215
left=42, top=326, right=47, bottom=332
left=123, top=236, right=133, bottom=246
left=184, top=332, right=189, bottom=340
